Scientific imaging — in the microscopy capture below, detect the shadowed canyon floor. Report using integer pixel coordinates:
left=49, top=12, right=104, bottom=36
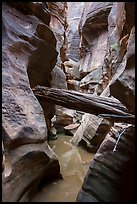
left=30, top=134, right=94, bottom=202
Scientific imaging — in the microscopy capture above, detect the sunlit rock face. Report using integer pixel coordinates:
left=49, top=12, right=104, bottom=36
left=2, top=2, right=60, bottom=202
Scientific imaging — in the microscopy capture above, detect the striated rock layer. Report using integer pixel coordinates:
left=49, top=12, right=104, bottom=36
left=2, top=2, right=61, bottom=202
left=71, top=114, right=113, bottom=153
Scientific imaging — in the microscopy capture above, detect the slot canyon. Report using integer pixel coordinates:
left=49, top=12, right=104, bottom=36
left=2, top=2, right=135, bottom=202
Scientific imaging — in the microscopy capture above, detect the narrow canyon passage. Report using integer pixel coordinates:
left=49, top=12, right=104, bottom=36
left=2, top=2, right=135, bottom=202
left=30, top=135, right=94, bottom=202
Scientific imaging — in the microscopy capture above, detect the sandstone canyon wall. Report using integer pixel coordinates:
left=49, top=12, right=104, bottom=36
left=2, top=2, right=135, bottom=202
left=76, top=2, right=135, bottom=202
left=2, top=2, right=61, bottom=202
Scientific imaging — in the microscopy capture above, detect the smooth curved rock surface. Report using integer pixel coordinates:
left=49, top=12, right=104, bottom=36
left=2, top=2, right=60, bottom=202
left=77, top=125, right=135, bottom=202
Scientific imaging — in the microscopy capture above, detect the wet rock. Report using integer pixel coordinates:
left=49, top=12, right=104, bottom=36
left=2, top=2, right=60, bottom=202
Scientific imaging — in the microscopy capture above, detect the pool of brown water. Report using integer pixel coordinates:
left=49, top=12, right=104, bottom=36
left=30, top=134, right=94, bottom=202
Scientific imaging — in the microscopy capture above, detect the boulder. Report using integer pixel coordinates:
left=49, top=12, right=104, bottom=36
left=71, top=113, right=112, bottom=153
left=55, top=107, right=76, bottom=127
left=64, top=123, right=80, bottom=136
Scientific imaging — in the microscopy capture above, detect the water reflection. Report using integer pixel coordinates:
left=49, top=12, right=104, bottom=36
left=30, top=134, right=94, bottom=202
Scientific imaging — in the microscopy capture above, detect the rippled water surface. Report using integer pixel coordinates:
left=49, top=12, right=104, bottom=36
left=30, top=134, right=94, bottom=202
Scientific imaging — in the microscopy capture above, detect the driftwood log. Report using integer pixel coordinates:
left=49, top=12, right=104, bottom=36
left=32, top=85, right=135, bottom=124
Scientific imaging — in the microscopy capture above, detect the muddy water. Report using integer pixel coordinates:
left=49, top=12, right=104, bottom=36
left=30, top=134, right=94, bottom=202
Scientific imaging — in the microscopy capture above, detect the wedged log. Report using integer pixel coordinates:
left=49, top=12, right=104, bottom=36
left=33, top=86, right=135, bottom=124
